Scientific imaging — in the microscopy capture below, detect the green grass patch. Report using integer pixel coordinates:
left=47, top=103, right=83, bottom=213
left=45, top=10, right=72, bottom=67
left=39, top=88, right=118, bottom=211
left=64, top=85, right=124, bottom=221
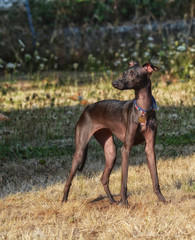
left=0, top=75, right=194, bottom=163
left=157, top=132, right=195, bottom=146
left=0, top=144, right=74, bottom=161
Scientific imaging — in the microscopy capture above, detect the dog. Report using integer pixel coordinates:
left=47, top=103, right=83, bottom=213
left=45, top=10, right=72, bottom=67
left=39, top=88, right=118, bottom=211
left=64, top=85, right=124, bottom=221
left=62, top=60, right=166, bottom=205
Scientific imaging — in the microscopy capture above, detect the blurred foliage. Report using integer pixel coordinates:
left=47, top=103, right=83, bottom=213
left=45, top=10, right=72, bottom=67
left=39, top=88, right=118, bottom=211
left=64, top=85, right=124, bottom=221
left=27, top=0, right=194, bottom=27
left=0, top=0, right=194, bottom=75
left=0, top=0, right=194, bottom=29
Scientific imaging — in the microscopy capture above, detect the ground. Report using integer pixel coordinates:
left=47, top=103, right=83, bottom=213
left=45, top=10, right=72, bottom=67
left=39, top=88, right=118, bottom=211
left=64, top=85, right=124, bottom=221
left=0, top=73, right=194, bottom=239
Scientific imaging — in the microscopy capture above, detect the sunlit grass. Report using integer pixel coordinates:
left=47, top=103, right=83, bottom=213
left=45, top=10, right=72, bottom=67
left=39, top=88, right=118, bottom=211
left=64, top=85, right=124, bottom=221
left=0, top=154, right=194, bottom=239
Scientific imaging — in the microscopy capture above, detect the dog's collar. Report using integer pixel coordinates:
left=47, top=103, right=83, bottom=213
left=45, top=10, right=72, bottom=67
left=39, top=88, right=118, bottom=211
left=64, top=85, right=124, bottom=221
left=133, top=96, right=157, bottom=113
left=134, top=96, right=156, bottom=125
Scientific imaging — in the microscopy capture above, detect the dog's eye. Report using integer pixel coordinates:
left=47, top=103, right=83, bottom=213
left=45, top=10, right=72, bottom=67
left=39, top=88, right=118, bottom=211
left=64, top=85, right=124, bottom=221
left=130, top=71, right=135, bottom=76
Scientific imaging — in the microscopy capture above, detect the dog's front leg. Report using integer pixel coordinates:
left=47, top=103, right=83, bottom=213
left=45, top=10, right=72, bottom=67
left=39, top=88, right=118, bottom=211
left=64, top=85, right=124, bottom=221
left=119, top=122, right=138, bottom=206
left=145, top=130, right=166, bottom=203
left=120, top=146, right=130, bottom=205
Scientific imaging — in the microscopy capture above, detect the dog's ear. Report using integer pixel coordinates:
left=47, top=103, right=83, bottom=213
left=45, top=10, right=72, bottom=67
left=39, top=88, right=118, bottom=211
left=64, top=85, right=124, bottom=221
left=128, top=60, right=139, bottom=67
left=142, top=63, right=159, bottom=73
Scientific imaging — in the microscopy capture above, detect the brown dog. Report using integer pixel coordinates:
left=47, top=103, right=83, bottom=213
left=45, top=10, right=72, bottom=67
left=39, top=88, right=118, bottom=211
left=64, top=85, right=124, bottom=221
left=62, top=60, right=166, bottom=205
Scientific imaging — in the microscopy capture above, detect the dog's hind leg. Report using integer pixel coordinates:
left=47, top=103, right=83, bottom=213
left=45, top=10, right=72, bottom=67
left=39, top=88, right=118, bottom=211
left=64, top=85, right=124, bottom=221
left=94, top=129, right=117, bottom=204
left=62, top=120, right=90, bottom=203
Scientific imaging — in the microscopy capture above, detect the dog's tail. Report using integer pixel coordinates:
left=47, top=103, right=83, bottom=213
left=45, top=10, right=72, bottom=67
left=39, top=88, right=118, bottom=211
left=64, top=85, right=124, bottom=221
left=78, top=144, right=88, bottom=172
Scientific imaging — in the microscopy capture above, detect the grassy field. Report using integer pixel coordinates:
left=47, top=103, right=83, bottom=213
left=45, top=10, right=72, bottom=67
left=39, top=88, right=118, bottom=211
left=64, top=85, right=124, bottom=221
left=0, top=72, right=195, bottom=239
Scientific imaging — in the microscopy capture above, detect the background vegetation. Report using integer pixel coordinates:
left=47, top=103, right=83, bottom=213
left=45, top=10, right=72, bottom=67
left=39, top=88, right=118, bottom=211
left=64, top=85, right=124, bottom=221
left=0, top=0, right=195, bottom=72
left=3, top=0, right=195, bottom=27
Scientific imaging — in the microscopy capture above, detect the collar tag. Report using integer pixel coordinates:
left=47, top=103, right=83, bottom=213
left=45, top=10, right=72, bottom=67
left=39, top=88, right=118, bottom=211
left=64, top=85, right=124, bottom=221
left=139, top=117, right=146, bottom=125
left=139, top=112, right=147, bottom=125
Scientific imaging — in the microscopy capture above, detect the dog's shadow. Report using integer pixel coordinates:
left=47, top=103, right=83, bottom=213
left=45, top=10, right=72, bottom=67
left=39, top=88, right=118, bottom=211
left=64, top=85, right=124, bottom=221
left=89, top=193, right=132, bottom=203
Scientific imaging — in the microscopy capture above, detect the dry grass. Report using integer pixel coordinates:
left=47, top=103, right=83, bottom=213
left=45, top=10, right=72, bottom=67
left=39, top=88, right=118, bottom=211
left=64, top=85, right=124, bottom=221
left=0, top=153, right=195, bottom=240
left=0, top=74, right=195, bottom=239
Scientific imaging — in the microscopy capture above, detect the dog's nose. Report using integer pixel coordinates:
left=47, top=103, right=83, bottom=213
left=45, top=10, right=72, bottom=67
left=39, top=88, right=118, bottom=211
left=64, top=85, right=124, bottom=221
left=112, top=80, right=118, bottom=88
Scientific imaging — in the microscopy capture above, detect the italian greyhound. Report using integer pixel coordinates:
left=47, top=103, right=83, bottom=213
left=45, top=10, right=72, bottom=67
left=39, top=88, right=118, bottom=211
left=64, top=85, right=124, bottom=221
left=62, top=60, right=166, bottom=205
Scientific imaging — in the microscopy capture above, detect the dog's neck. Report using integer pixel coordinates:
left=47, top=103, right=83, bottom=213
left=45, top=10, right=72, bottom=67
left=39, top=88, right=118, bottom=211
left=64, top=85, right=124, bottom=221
left=134, top=80, right=152, bottom=111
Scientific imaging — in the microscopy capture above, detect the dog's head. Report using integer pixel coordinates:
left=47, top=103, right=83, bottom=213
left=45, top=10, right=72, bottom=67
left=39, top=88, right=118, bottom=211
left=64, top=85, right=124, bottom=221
left=112, top=60, right=158, bottom=90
